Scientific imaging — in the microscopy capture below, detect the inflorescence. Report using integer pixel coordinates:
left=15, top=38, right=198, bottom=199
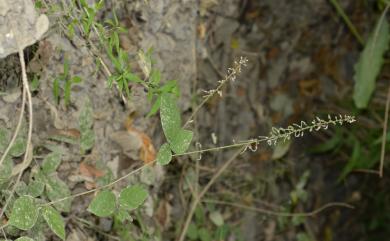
left=240, top=115, right=356, bottom=153
left=202, top=56, right=248, bottom=98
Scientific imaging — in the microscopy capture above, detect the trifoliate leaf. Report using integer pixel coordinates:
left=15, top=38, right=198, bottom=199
left=88, top=190, right=116, bottom=217
left=119, top=185, right=148, bottom=210
left=9, top=196, right=39, bottom=230
left=353, top=16, right=390, bottom=108
left=42, top=152, right=62, bottom=174
left=156, top=143, right=172, bottom=165
left=45, top=175, right=72, bottom=212
left=42, top=206, right=66, bottom=240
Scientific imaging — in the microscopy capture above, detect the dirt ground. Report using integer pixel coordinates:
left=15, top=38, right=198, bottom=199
left=1, top=0, right=389, bottom=240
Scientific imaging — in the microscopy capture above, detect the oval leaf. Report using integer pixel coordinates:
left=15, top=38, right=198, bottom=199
left=42, top=152, right=62, bottom=174
left=156, top=143, right=172, bottom=165
left=169, top=129, right=193, bottom=154
left=353, top=17, right=390, bottom=108
left=9, top=196, right=39, bottom=230
left=160, top=93, right=182, bottom=142
left=88, top=190, right=116, bottom=217
left=119, top=185, right=148, bottom=210
left=42, top=206, right=66, bottom=240
left=45, top=175, right=72, bottom=212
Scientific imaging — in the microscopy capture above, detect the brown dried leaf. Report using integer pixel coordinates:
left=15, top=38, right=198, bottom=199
left=79, top=162, right=104, bottom=178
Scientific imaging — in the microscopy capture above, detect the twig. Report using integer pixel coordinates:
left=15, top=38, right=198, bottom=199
left=379, top=86, right=390, bottom=177
left=329, top=0, right=364, bottom=45
left=202, top=199, right=354, bottom=217
left=177, top=147, right=245, bottom=241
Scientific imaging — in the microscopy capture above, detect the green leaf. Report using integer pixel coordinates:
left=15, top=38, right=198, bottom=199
left=79, top=98, right=94, bottom=131
left=353, top=16, right=390, bottom=108
left=10, top=135, right=27, bottom=157
left=156, top=143, right=172, bottom=165
left=15, top=180, right=44, bottom=198
left=187, top=222, right=198, bottom=240
left=88, top=190, right=116, bottom=217
left=169, top=129, right=193, bottom=154
left=160, top=93, right=193, bottom=154
left=0, top=127, right=10, bottom=152
left=160, top=93, right=182, bottom=141
left=15, top=237, right=35, bottom=241
left=27, top=180, right=45, bottom=197
left=30, top=75, right=40, bottom=92
left=80, top=128, right=95, bottom=153
left=146, top=96, right=161, bottom=117
left=9, top=196, right=39, bottom=230
left=115, top=207, right=131, bottom=222
left=42, top=206, right=66, bottom=240
left=209, top=211, right=224, bottom=226
left=46, top=175, right=72, bottom=212
left=198, top=227, right=212, bottom=241
left=42, top=152, right=62, bottom=174
left=118, top=185, right=148, bottom=211
left=0, top=157, right=13, bottom=184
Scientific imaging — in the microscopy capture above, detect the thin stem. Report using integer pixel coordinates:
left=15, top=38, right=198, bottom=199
left=202, top=199, right=354, bottom=217
left=0, top=50, right=34, bottom=222
left=177, top=147, right=245, bottom=241
left=329, top=0, right=364, bottom=45
left=379, top=86, right=390, bottom=177
left=0, top=84, right=26, bottom=168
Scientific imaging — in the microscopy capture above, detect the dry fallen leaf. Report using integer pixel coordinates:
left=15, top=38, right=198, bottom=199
left=124, top=115, right=156, bottom=164
left=79, top=162, right=104, bottom=178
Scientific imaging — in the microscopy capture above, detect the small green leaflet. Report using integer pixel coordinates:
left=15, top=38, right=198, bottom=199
left=0, top=157, right=12, bottom=184
left=353, top=15, right=390, bottom=108
left=16, top=181, right=44, bottom=198
left=15, top=237, right=35, bottom=241
left=115, top=207, right=132, bottom=222
left=156, top=143, right=172, bottom=165
left=80, top=128, right=95, bottom=153
left=42, top=206, right=66, bottom=240
left=88, top=190, right=116, bottom=217
left=45, top=175, right=72, bottom=212
left=9, top=196, right=39, bottom=230
left=119, top=185, right=148, bottom=210
left=169, top=129, right=193, bottom=154
left=160, top=93, right=182, bottom=140
left=42, top=152, right=62, bottom=174
left=160, top=93, right=193, bottom=154
left=79, top=98, right=95, bottom=153
left=187, top=222, right=198, bottom=240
